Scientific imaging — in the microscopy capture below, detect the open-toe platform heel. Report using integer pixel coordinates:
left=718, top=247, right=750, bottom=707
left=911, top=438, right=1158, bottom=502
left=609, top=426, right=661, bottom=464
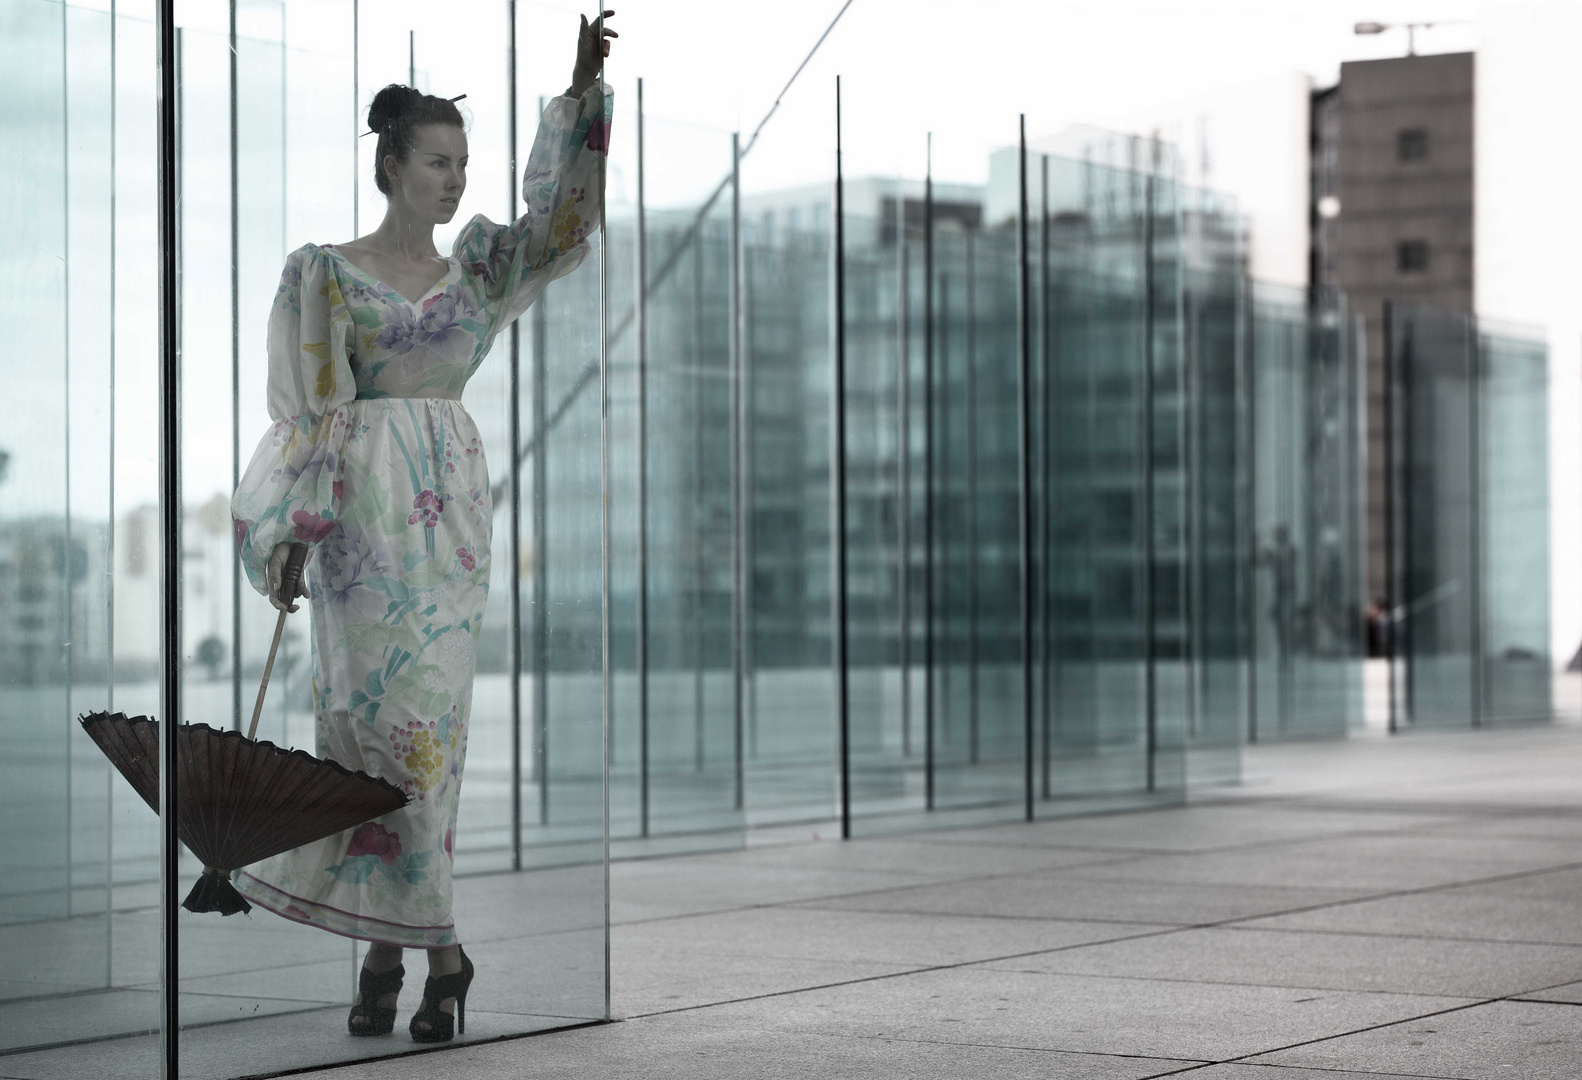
left=348, top=962, right=404, bottom=1036
left=409, top=947, right=473, bottom=1044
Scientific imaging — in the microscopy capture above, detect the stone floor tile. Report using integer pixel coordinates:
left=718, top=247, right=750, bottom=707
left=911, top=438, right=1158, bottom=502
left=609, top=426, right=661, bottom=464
left=722, top=835, right=1135, bottom=877
left=798, top=872, right=1369, bottom=925
left=1240, top=867, right=1582, bottom=945
left=1057, top=833, right=1582, bottom=892
left=1248, top=999, right=1582, bottom=1080
left=298, top=1013, right=1200, bottom=1080
left=609, top=858, right=941, bottom=923
left=672, top=966, right=1474, bottom=1063
left=614, top=906, right=1173, bottom=972
left=1513, top=980, right=1582, bottom=1004
left=614, top=949, right=914, bottom=1016
left=1183, top=1067, right=1464, bottom=1080
left=921, top=804, right=1460, bottom=855
left=980, top=925, right=1582, bottom=998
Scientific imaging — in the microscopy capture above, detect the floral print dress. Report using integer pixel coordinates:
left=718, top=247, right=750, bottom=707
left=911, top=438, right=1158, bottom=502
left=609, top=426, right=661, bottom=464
left=230, top=84, right=611, bottom=949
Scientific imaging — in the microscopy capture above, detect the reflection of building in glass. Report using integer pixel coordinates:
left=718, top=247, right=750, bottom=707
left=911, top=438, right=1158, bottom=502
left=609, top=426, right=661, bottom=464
left=1310, top=51, right=1476, bottom=602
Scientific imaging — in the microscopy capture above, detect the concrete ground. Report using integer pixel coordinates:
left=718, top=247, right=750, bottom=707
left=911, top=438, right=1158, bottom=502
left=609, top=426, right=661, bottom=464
left=309, top=723, right=1582, bottom=1079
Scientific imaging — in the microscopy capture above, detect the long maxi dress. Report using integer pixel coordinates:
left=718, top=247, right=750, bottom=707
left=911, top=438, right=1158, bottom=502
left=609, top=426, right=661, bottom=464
left=229, top=84, right=612, bottom=949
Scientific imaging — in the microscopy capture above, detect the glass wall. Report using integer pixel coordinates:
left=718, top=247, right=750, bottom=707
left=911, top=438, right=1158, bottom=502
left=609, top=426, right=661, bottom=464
left=2, top=1, right=609, bottom=1076
left=4, top=4, right=1546, bottom=1075
left=1387, top=303, right=1551, bottom=729
left=1247, top=285, right=1366, bottom=740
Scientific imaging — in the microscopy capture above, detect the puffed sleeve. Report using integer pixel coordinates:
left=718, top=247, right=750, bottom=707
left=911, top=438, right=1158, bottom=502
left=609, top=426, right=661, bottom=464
left=231, top=245, right=356, bottom=596
left=452, top=81, right=612, bottom=342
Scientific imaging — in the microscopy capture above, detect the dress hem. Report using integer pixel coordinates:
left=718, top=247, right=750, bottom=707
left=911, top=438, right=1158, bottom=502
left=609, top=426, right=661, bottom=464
left=237, top=871, right=458, bottom=950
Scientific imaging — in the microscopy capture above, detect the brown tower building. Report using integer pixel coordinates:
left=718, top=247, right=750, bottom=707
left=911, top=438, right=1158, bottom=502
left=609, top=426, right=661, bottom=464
left=1312, top=51, right=1475, bottom=604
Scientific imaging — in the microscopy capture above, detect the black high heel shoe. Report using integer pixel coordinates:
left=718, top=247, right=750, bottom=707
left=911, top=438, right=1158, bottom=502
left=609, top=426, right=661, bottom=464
left=409, top=946, right=473, bottom=1043
left=348, top=962, right=404, bottom=1036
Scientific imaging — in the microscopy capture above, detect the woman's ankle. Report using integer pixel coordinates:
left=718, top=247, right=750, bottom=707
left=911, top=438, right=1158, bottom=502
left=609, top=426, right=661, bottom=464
left=364, top=944, right=403, bottom=974
left=427, top=946, right=462, bottom=978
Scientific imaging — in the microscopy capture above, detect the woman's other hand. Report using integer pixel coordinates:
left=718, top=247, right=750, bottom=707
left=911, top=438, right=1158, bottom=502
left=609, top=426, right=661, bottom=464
left=267, top=542, right=310, bottom=613
left=569, top=10, right=616, bottom=97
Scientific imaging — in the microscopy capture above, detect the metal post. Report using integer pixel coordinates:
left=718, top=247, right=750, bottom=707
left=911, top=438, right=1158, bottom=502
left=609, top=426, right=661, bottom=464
left=1241, top=276, right=1258, bottom=743
left=596, top=12, right=611, bottom=1023
left=938, top=272, right=953, bottom=755
left=1039, top=152, right=1054, bottom=799
left=1017, top=116, right=1033, bottom=820
left=506, top=0, right=522, bottom=869
left=1184, top=289, right=1202, bottom=741
left=228, top=1, right=241, bottom=732
left=1383, top=300, right=1397, bottom=733
left=635, top=78, right=650, bottom=837
left=62, top=0, right=73, bottom=902
left=832, top=76, right=851, bottom=837
left=1467, top=313, right=1483, bottom=727
left=742, top=197, right=757, bottom=765
left=691, top=230, right=705, bottom=774
left=897, top=179, right=910, bottom=761
left=922, top=134, right=935, bottom=811
left=156, top=3, right=181, bottom=1073
left=730, top=129, right=745, bottom=810
left=1280, top=320, right=1297, bottom=735
left=106, top=0, right=119, bottom=976
left=531, top=102, right=549, bottom=823
left=351, top=0, right=358, bottom=235
left=408, top=29, right=415, bottom=89
left=965, top=230, right=978, bottom=767
left=1142, top=137, right=1158, bottom=791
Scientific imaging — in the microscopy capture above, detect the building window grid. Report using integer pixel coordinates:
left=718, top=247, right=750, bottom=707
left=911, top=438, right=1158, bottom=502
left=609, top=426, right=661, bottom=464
left=1398, top=239, right=1430, bottom=273
left=1398, top=127, right=1430, bottom=162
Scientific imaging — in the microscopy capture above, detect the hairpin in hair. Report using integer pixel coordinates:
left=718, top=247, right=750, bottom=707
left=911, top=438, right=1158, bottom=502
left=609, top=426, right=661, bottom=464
left=359, top=93, right=468, bottom=136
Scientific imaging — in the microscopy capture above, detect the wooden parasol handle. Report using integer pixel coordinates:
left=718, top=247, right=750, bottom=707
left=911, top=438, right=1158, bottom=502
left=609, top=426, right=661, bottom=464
left=247, top=542, right=309, bottom=741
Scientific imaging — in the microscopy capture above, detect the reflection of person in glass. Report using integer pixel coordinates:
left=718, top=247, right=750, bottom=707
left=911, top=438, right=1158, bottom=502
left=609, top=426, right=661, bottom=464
left=229, top=12, right=616, bottom=1043
left=1260, top=524, right=1298, bottom=725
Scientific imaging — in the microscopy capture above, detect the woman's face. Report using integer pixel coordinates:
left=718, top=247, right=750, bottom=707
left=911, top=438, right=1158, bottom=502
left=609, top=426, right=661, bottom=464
left=387, top=123, right=468, bottom=224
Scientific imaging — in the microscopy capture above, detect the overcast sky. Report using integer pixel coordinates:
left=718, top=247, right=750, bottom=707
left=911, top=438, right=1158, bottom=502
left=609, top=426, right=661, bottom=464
left=604, top=0, right=1479, bottom=188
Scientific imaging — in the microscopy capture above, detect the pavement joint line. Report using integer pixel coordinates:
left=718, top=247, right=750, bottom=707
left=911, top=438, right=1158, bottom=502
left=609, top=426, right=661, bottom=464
left=1215, top=923, right=1582, bottom=950
left=609, top=851, right=1158, bottom=928
left=619, top=922, right=1196, bottom=1021
left=964, top=964, right=1497, bottom=1001
left=616, top=850, right=1582, bottom=1020
left=1138, top=1061, right=1467, bottom=1080
left=220, top=1017, right=611, bottom=1080
left=1206, top=795, right=1582, bottom=818
left=1141, top=985, right=1579, bottom=1080
left=1204, top=858, right=1582, bottom=928
left=698, top=1025, right=1213, bottom=1067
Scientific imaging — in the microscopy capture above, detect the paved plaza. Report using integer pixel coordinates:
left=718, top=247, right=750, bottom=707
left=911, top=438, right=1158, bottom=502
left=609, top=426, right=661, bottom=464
left=288, top=724, right=1582, bottom=1078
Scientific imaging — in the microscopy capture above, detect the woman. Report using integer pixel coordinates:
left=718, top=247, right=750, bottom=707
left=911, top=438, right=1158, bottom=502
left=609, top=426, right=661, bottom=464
left=230, top=11, right=616, bottom=1044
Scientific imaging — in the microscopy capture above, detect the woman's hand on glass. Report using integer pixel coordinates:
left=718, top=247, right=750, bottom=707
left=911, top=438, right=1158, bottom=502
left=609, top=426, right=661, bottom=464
left=569, top=10, right=616, bottom=98
left=267, top=542, right=310, bottom=613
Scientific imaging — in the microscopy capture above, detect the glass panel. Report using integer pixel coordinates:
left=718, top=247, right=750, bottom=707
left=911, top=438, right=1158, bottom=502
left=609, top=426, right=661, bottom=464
left=619, top=113, right=745, bottom=847
left=3, top=2, right=611, bottom=1074
left=1181, top=192, right=1248, bottom=781
left=1390, top=305, right=1477, bottom=729
left=1250, top=284, right=1362, bottom=739
left=0, top=0, right=160, bottom=1073
left=1479, top=325, right=1550, bottom=723
left=1290, top=293, right=1365, bottom=735
left=1040, top=148, right=1153, bottom=806
left=931, top=190, right=1027, bottom=813
left=738, top=78, right=837, bottom=834
left=838, top=96, right=913, bottom=832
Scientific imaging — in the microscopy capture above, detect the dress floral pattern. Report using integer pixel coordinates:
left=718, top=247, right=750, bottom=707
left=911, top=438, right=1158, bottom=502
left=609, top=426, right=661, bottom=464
left=231, top=84, right=611, bottom=948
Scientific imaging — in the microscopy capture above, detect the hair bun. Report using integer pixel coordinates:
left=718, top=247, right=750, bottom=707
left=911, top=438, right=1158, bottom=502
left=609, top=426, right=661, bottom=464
left=367, top=84, right=422, bottom=134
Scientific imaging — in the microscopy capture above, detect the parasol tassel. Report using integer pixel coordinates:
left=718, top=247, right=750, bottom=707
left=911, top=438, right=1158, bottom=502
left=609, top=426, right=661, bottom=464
left=183, top=866, right=252, bottom=916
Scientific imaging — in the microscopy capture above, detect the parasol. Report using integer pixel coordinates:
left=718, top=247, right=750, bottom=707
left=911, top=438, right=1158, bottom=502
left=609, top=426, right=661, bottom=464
left=80, top=543, right=409, bottom=915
